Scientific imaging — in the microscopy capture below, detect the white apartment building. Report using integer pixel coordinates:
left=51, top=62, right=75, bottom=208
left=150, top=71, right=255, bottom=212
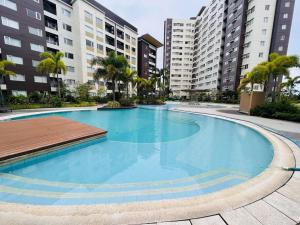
left=164, top=0, right=295, bottom=97
left=164, top=19, right=195, bottom=98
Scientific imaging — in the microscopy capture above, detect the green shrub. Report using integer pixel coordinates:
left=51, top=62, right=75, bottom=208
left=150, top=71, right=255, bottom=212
left=49, top=96, right=62, bottom=107
left=251, top=100, right=299, bottom=117
left=107, top=101, right=121, bottom=108
left=119, top=98, right=135, bottom=107
left=272, top=112, right=300, bottom=122
left=8, top=95, right=29, bottom=105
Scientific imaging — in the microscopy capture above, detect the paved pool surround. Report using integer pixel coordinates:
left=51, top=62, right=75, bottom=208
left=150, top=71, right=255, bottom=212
left=0, top=107, right=296, bottom=225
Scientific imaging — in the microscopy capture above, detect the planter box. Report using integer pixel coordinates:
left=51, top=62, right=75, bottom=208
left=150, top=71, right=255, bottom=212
left=240, top=92, right=265, bottom=114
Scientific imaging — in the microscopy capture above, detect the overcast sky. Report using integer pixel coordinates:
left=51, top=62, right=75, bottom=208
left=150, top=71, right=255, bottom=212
left=99, top=0, right=300, bottom=74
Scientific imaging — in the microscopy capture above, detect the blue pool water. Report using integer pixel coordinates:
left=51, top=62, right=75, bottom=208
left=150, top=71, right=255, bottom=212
left=0, top=107, right=274, bottom=205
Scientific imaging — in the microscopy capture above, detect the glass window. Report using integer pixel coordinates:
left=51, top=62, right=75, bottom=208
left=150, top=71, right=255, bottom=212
left=84, top=11, right=93, bottom=20
left=86, top=39, right=94, bottom=47
left=96, top=17, right=103, bottom=26
left=86, top=53, right=94, bottom=60
left=12, top=90, right=27, bottom=96
left=34, top=76, right=47, bottom=83
left=32, top=60, right=39, bottom=67
left=1, top=16, right=19, bottom=29
left=4, top=36, right=21, bottom=47
left=63, top=23, right=72, bottom=32
left=26, top=8, right=41, bottom=20
left=66, top=66, right=75, bottom=72
left=7, top=55, right=23, bottom=64
left=64, top=38, right=73, bottom=46
left=30, top=43, right=44, bottom=52
left=62, top=8, right=71, bottom=17
left=28, top=26, right=43, bottom=37
left=65, top=52, right=74, bottom=59
left=0, top=0, right=17, bottom=11
left=285, top=2, right=290, bottom=7
left=85, top=25, right=93, bottom=33
left=10, top=74, right=25, bottom=81
left=282, top=24, right=287, bottom=30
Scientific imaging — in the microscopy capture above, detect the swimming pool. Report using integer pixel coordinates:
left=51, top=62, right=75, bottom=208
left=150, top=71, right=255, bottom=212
left=0, top=107, right=274, bottom=205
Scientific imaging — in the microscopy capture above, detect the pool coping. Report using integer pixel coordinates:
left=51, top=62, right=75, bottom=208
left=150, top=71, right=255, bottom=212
left=0, top=108, right=297, bottom=225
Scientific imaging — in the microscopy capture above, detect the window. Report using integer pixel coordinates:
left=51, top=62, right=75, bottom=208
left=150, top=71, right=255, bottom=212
left=62, top=8, right=71, bottom=17
left=86, top=53, right=94, bottom=61
left=34, top=76, right=47, bottom=83
left=30, top=43, right=44, bottom=52
left=7, top=55, right=23, bottom=64
left=262, top=29, right=267, bottom=35
left=85, top=25, right=93, bottom=34
left=96, top=17, right=103, bottom=27
left=97, top=44, right=103, bottom=51
left=283, top=13, right=289, bottom=19
left=281, top=35, right=286, bottom=41
left=85, top=11, right=93, bottom=21
left=0, top=0, right=17, bottom=11
left=33, top=0, right=39, bottom=3
left=26, top=8, right=41, bottom=20
left=12, top=90, right=27, bottom=96
left=66, top=66, right=75, bottom=72
left=265, top=5, right=270, bottom=10
left=1, top=16, right=19, bottom=29
left=285, top=2, right=290, bottom=7
left=263, top=17, right=268, bottom=23
left=282, top=24, right=287, bottom=30
left=32, top=60, right=39, bottom=67
left=10, top=74, right=25, bottom=82
left=260, top=41, right=265, bottom=46
left=259, top=52, right=264, bottom=58
left=96, top=30, right=103, bottom=38
left=28, top=26, right=43, bottom=37
left=63, top=23, right=72, bottom=32
left=86, top=39, right=94, bottom=48
left=4, top=36, right=21, bottom=47
left=65, top=52, right=74, bottom=59
left=278, top=46, right=283, bottom=51
left=64, top=38, right=73, bottom=46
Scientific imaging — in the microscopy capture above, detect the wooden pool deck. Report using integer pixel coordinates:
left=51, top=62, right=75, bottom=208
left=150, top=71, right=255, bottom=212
left=0, top=116, right=107, bottom=161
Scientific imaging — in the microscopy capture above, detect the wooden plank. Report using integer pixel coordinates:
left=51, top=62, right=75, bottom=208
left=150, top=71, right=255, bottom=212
left=221, top=207, right=262, bottom=225
left=191, top=215, right=226, bottom=225
left=0, top=116, right=107, bottom=161
left=245, top=200, right=295, bottom=225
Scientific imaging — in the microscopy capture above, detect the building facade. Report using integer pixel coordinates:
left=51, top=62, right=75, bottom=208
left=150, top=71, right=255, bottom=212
left=163, top=19, right=195, bottom=98
left=0, top=0, right=138, bottom=97
left=138, top=34, right=163, bottom=79
left=164, top=0, right=295, bottom=98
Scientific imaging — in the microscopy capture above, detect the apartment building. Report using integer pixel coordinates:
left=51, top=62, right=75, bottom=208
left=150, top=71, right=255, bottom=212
left=0, top=0, right=50, bottom=96
left=138, top=34, right=163, bottom=79
left=0, top=0, right=138, bottom=96
left=164, top=19, right=195, bottom=98
left=164, top=0, right=295, bottom=98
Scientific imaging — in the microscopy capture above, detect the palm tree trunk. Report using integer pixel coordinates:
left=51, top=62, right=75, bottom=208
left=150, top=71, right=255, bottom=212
left=0, top=74, right=4, bottom=107
left=56, top=73, right=61, bottom=98
left=112, top=80, right=116, bottom=101
left=126, top=83, right=129, bottom=99
left=272, top=78, right=277, bottom=103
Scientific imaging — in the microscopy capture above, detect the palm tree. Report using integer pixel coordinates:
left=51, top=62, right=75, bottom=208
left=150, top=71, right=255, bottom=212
left=280, top=76, right=300, bottom=97
left=91, top=52, right=128, bottom=101
left=158, top=68, right=170, bottom=98
left=265, top=53, right=299, bottom=102
left=37, top=52, right=67, bottom=98
left=0, top=60, right=15, bottom=107
left=135, top=77, right=155, bottom=103
left=121, top=67, right=137, bottom=99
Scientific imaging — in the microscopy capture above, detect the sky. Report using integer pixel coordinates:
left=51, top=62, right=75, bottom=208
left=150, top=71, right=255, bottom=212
left=98, top=0, right=300, bottom=75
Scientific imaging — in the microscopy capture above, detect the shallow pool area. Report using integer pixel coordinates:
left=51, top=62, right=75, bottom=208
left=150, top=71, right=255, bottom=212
left=0, top=107, right=274, bottom=205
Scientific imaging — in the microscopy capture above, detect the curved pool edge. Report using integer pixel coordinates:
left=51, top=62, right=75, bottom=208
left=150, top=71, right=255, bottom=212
left=0, top=109, right=297, bottom=225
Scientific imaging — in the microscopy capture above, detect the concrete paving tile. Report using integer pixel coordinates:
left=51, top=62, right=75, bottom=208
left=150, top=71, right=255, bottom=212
left=191, top=215, right=226, bottom=225
left=264, top=192, right=300, bottom=222
left=157, top=221, right=191, bottom=225
left=278, top=177, right=300, bottom=203
left=221, top=207, right=262, bottom=225
left=245, top=200, right=295, bottom=225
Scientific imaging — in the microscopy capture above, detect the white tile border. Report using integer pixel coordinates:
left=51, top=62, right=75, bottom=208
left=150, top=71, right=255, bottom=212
left=0, top=108, right=298, bottom=225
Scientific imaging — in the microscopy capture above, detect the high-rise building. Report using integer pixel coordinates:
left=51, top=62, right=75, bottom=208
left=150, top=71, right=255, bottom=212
left=138, top=34, right=163, bottom=79
left=164, top=0, right=295, bottom=98
left=0, top=0, right=138, bottom=97
left=164, top=19, right=195, bottom=98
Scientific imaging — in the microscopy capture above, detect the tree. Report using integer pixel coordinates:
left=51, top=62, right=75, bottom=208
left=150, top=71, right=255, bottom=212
left=135, top=77, right=155, bottom=103
left=0, top=60, right=15, bottom=107
left=280, top=76, right=300, bottom=97
left=120, top=67, right=137, bottom=99
left=159, top=68, right=170, bottom=98
left=265, top=53, right=299, bottom=102
left=37, top=52, right=67, bottom=98
left=76, top=83, right=92, bottom=101
left=91, top=52, right=128, bottom=101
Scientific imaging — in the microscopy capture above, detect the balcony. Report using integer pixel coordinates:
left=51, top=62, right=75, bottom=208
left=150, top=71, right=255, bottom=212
left=105, top=23, right=115, bottom=35
left=117, top=29, right=124, bottom=39
left=117, top=40, right=124, bottom=50
left=43, top=0, right=57, bottom=15
left=105, top=35, right=115, bottom=47
left=46, top=32, right=59, bottom=46
left=45, top=16, right=58, bottom=30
